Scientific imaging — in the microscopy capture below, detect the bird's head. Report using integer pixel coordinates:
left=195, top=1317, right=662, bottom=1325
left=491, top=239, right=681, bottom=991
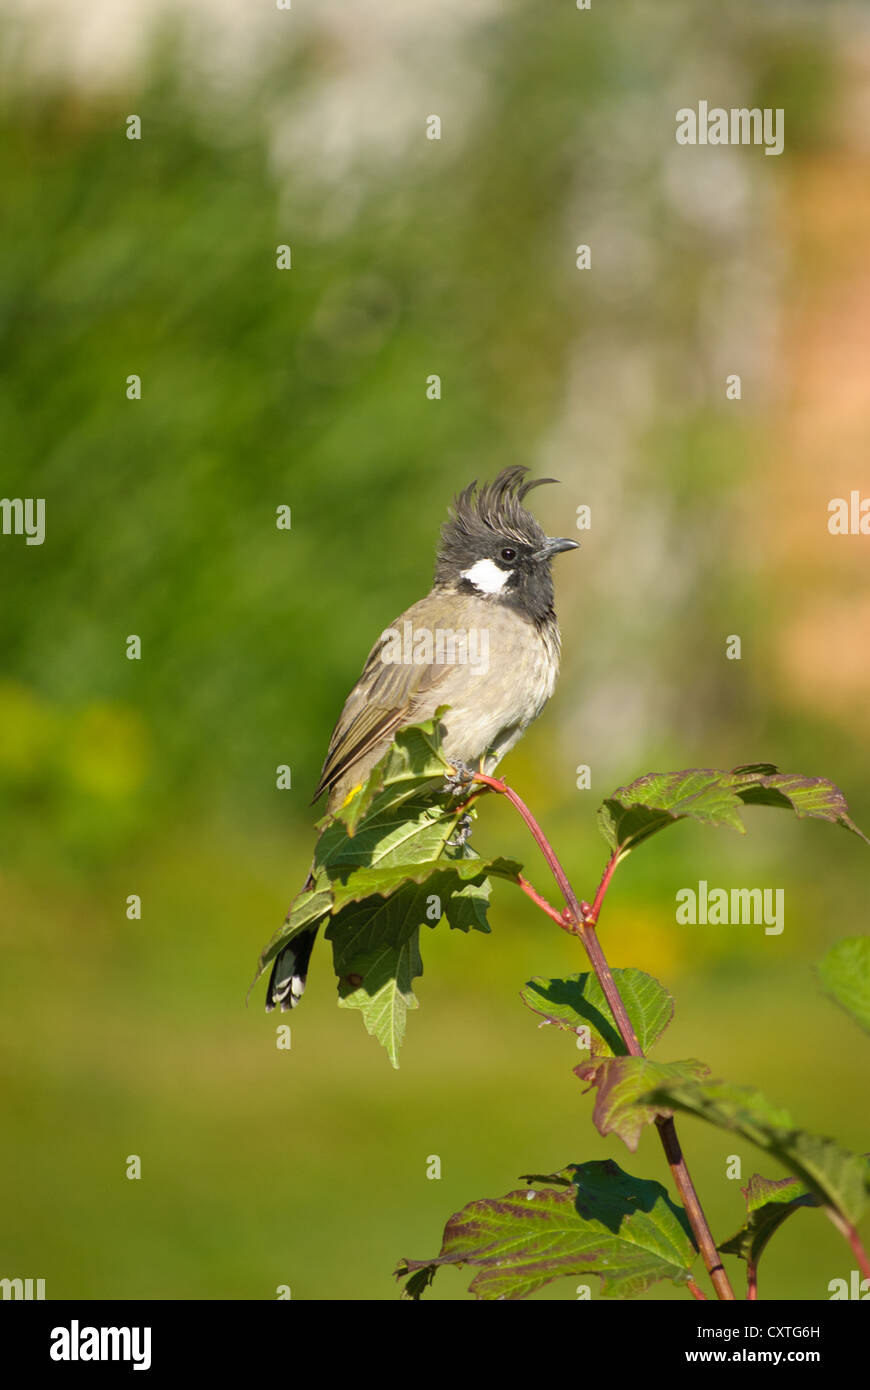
left=434, top=466, right=578, bottom=624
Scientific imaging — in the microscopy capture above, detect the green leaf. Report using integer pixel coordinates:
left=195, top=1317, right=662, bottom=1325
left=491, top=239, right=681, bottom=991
left=399, top=1265, right=437, bottom=1300
left=441, top=872, right=493, bottom=934
left=732, top=768, right=866, bottom=830
left=575, top=1057, right=710, bottom=1151
left=251, top=715, right=512, bottom=1062
left=597, top=765, right=869, bottom=860
left=328, top=880, right=433, bottom=1068
left=329, top=852, right=520, bottom=912
left=817, top=936, right=870, bottom=1036
left=254, top=798, right=473, bottom=984
left=521, top=969, right=673, bottom=1057
left=250, top=881, right=334, bottom=988
left=598, top=771, right=746, bottom=856
left=335, top=937, right=422, bottom=1069
left=314, top=792, right=461, bottom=883
left=396, top=1160, right=697, bottom=1300
left=643, top=1077, right=870, bottom=1228
left=719, top=1174, right=819, bottom=1269
left=332, top=712, right=451, bottom=837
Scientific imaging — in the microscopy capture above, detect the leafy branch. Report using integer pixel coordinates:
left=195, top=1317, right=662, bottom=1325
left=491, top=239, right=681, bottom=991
left=467, top=766, right=735, bottom=1300
left=253, top=716, right=870, bottom=1299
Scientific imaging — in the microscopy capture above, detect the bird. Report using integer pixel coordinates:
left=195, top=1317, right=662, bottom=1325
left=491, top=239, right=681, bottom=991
left=265, top=465, right=578, bottom=1011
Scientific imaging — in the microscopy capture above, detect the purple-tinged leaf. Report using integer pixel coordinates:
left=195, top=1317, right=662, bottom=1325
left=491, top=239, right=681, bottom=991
left=396, top=1160, right=696, bottom=1300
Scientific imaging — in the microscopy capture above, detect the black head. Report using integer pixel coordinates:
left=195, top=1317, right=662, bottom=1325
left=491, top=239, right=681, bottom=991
left=434, top=465, right=578, bottom=625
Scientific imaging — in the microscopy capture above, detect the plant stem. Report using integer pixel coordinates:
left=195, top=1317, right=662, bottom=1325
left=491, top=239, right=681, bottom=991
left=846, top=1225, right=870, bottom=1282
left=582, top=922, right=734, bottom=1300
left=472, top=772, right=584, bottom=921
left=654, top=1114, right=734, bottom=1302
left=587, top=850, right=621, bottom=925
left=577, top=920, right=643, bottom=1056
left=474, top=769, right=736, bottom=1301
left=517, top=874, right=567, bottom=927
left=826, top=1210, right=870, bottom=1281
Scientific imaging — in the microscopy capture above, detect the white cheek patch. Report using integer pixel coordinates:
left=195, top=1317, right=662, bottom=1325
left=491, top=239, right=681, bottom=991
left=460, top=557, right=511, bottom=595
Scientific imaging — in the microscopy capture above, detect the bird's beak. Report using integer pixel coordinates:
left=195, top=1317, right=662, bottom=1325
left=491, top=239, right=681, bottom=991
left=536, top=536, right=580, bottom=560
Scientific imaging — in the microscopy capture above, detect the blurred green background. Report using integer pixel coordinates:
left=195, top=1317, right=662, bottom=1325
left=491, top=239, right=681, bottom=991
left=1, top=1, right=869, bottom=1300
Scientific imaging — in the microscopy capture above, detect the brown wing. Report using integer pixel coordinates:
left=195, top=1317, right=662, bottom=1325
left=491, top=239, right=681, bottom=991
left=311, top=597, right=453, bottom=804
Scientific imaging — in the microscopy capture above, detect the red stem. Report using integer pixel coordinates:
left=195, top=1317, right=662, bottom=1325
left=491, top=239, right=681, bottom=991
left=471, top=768, right=736, bottom=1302
left=473, top=772, right=585, bottom=922
left=517, top=874, right=569, bottom=928
left=587, top=850, right=621, bottom=925
left=747, top=1262, right=758, bottom=1300
left=846, top=1225, right=870, bottom=1282
left=826, top=1210, right=870, bottom=1282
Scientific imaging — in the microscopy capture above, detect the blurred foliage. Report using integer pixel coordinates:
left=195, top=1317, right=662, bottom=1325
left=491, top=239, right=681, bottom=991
left=0, top=2, right=867, bottom=1300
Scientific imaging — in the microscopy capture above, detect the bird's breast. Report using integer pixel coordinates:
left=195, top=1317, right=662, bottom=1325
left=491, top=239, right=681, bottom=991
left=433, top=598, right=561, bottom=769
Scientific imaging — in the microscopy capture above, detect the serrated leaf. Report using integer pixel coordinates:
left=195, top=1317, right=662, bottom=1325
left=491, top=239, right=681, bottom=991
left=597, top=765, right=869, bottom=860
left=337, top=951, right=420, bottom=1067
left=719, top=1173, right=819, bottom=1267
left=329, top=852, right=520, bottom=911
left=329, top=886, right=426, bottom=1068
left=442, top=873, right=493, bottom=934
left=733, top=771, right=867, bottom=832
left=643, top=1077, right=870, bottom=1227
left=521, top=969, right=673, bottom=1057
left=333, top=712, right=451, bottom=836
left=399, top=1264, right=437, bottom=1300
left=598, top=771, right=746, bottom=856
left=575, top=1057, right=710, bottom=1151
left=252, top=715, right=510, bottom=1061
left=254, top=795, right=468, bottom=982
left=817, top=936, right=870, bottom=1036
left=744, top=1172, right=812, bottom=1215
left=397, top=1160, right=696, bottom=1300
left=316, top=793, right=461, bottom=879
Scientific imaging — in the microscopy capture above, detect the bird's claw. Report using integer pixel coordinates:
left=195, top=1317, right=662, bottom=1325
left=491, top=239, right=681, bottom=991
left=447, top=812, right=474, bottom=849
left=443, top=760, right=476, bottom=798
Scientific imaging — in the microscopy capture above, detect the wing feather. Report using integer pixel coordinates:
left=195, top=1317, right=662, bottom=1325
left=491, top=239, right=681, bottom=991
left=311, top=607, right=452, bottom=803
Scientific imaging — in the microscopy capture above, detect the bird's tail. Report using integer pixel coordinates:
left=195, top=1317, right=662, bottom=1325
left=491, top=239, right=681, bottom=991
left=265, top=923, right=319, bottom=1012
left=265, top=866, right=321, bottom=1012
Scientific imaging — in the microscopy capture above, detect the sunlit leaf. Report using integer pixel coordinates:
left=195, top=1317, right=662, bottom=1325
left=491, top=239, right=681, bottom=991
left=598, top=766, right=869, bottom=861
left=719, top=1173, right=819, bottom=1270
left=817, top=936, right=870, bottom=1036
left=522, top=969, right=673, bottom=1056
left=643, top=1077, right=870, bottom=1227
left=253, top=716, right=510, bottom=1063
left=575, top=1057, right=710, bottom=1151
left=396, top=1160, right=697, bottom=1300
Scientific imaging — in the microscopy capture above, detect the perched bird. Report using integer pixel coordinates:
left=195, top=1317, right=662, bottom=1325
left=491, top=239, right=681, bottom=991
left=266, top=465, right=578, bottom=1011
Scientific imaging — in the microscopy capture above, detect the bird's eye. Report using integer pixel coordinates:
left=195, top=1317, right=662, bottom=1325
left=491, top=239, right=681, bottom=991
left=500, top=547, right=517, bottom=563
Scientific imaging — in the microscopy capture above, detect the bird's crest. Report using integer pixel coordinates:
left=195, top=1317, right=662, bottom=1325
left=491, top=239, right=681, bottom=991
left=436, top=466, right=555, bottom=575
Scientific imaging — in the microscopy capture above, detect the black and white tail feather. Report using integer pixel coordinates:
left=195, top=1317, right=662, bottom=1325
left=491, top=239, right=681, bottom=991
left=266, top=923, right=318, bottom=1012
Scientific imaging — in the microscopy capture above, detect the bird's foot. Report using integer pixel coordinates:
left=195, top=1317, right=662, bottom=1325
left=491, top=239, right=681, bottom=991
left=443, top=760, right=476, bottom=798
left=447, top=812, right=474, bottom=850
